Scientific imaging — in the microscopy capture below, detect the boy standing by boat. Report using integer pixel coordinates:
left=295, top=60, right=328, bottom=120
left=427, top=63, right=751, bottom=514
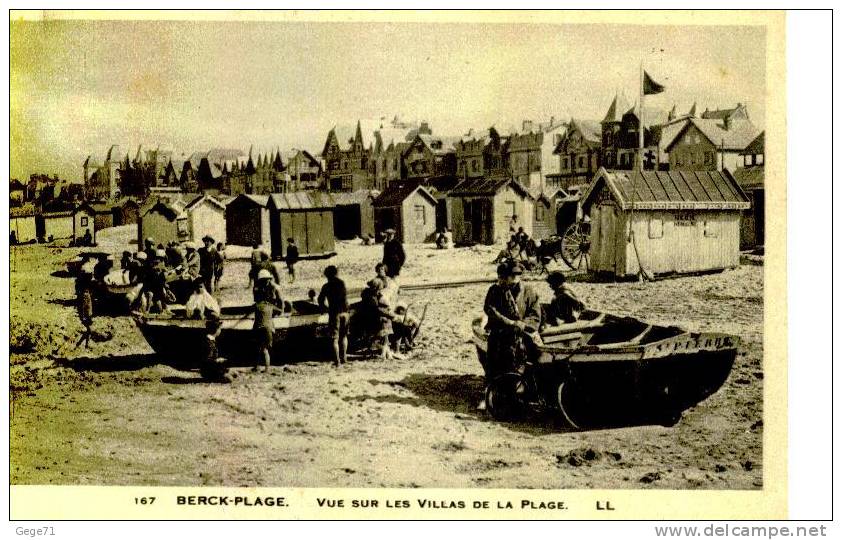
left=253, top=269, right=284, bottom=372
left=318, top=265, right=350, bottom=367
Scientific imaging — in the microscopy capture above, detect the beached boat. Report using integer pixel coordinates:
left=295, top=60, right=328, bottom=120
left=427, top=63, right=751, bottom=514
left=471, top=310, right=739, bottom=428
left=135, top=300, right=340, bottom=366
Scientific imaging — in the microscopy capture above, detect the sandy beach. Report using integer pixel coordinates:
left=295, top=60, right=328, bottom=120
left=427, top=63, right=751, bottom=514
left=10, top=227, right=763, bottom=489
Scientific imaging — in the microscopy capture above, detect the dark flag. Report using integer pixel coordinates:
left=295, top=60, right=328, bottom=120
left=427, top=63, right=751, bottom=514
left=643, top=70, right=665, bottom=95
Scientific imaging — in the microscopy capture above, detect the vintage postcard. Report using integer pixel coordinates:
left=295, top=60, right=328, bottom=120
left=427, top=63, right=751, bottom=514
left=8, top=10, right=786, bottom=520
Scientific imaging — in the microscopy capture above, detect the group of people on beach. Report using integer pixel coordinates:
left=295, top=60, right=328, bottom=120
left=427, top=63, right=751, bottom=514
left=203, top=227, right=416, bottom=381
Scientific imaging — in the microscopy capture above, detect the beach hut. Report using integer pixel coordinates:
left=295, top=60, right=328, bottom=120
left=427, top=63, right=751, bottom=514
left=225, top=194, right=270, bottom=247
left=36, top=210, right=74, bottom=242
left=580, top=168, right=750, bottom=278
left=9, top=204, right=37, bottom=244
left=332, top=189, right=377, bottom=240
left=185, top=194, right=226, bottom=244
left=372, top=183, right=438, bottom=244
left=734, top=131, right=765, bottom=250
left=532, top=192, right=557, bottom=241
left=112, top=198, right=140, bottom=226
left=267, top=191, right=336, bottom=259
left=72, top=203, right=98, bottom=244
left=447, top=177, right=535, bottom=245
left=138, top=199, right=190, bottom=247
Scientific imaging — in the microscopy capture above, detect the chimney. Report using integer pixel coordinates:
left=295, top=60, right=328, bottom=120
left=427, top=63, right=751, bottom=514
left=550, top=116, right=555, bottom=127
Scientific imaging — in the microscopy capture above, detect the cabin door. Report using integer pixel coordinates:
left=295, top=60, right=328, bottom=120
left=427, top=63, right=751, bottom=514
left=594, top=204, right=619, bottom=274
left=474, top=199, right=490, bottom=244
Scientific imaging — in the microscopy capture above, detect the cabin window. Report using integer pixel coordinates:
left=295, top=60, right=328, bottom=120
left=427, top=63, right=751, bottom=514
left=674, top=211, right=696, bottom=227
left=504, top=201, right=516, bottom=220
left=578, top=156, right=587, bottom=168
left=414, top=205, right=426, bottom=225
left=648, top=217, right=664, bottom=239
left=177, top=219, right=189, bottom=237
left=703, top=219, right=719, bottom=238
left=561, top=157, right=569, bottom=169
left=536, top=204, right=545, bottom=220
left=756, top=154, right=764, bottom=165
left=80, top=217, right=88, bottom=227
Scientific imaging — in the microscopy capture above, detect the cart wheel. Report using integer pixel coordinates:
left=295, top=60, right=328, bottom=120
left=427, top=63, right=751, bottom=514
left=560, top=222, right=591, bottom=271
left=486, top=373, right=527, bottom=422
left=556, top=382, right=582, bottom=429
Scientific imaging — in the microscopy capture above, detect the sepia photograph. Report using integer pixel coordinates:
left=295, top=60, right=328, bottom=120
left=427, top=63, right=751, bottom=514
left=7, top=9, right=790, bottom=520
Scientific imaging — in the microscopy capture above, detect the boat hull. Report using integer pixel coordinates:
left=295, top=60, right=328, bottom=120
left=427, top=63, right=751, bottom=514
left=472, top=313, right=739, bottom=427
left=136, top=308, right=333, bottom=367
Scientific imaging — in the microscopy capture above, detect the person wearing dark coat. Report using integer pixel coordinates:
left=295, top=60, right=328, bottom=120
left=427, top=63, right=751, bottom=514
left=481, top=261, right=540, bottom=382
left=198, top=235, right=217, bottom=293
left=382, top=228, right=406, bottom=278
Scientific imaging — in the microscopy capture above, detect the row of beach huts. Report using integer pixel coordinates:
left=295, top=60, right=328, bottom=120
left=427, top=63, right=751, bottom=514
left=10, top=167, right=756, bottom=278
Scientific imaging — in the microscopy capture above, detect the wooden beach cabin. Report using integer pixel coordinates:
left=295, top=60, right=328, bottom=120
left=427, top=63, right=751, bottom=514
left=733, top=131, right=765, bottom=250
left=185, top=194, right=226, bottom=244
left=372, top=183, right=438, bottom=243
left=72, top=203, right=98, bottom=244
left=225, top=194, right=270, bottom=248
left=10, top=204, right=37, bottom=244
left=112, top=198, right=140, bottom=226
left=36, top=208, right=75, bottom=242
left=332, top=189, right=377, bottom=240
left=580, top=168, right=750, bottom=278
left=267, top=191, right=336, bottom=259
left=138, top=199, right=189, bottom=247
left=447, top=177, right=535, bottom=245
left=532, top=192, right=558, bottom=241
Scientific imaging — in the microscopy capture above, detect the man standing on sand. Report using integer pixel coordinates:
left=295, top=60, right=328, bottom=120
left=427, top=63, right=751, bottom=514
left=481, top=261, right=540, bottom=391
left=198, top=235, right=217, bottom=293
left=285, top=237, right=299, bottom=284
left=382, top=228, right=406, bottom=278
left=74, top=263, right=96, bottom=349
left=318, top=265, right=350, bottom=367
left=247, top=244, right=263, bottom=289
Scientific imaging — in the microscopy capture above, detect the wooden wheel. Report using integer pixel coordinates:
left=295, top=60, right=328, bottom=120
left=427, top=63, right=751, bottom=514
left=560, top=221, right=591, bottom=271
left=486, top=373, right=528, bottom=422
left=556, top=382, right=582, bottom=429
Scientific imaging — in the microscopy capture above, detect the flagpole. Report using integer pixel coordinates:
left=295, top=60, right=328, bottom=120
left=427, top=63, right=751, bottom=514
left=638, top=60, right=644, bottom=171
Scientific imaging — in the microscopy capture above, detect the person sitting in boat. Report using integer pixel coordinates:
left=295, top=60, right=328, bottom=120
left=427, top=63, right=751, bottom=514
left=200, top=314, right=231, bottom=384
left=183, top=242, right=201, bottom=280
left=253, top=271, right=285, bottom=373
left=139, top=256, right=171, bottom=314
left=143, top=237, right=157, bottom=263
left=166, top=241, right=184, bottom=269
left=185, top=280, right=221, bottom=320
left=541, top=271, right=584, bottom=328
left=481, top=261, right=541, bottom=390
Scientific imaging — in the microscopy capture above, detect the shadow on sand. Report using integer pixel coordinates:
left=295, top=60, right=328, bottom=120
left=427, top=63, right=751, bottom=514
left=344, top=373, right=576, bottom=435
left=53, top=353, right=161, bottom=372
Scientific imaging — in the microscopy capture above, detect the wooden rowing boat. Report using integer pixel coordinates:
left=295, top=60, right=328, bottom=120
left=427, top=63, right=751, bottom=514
left=471, top=310, right=739, bottom=428
left=135, top=300, right=347, bottom=366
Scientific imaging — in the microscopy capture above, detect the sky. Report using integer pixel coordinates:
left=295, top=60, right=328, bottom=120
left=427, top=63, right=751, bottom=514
left=10, top=19, right=766, bottom=182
